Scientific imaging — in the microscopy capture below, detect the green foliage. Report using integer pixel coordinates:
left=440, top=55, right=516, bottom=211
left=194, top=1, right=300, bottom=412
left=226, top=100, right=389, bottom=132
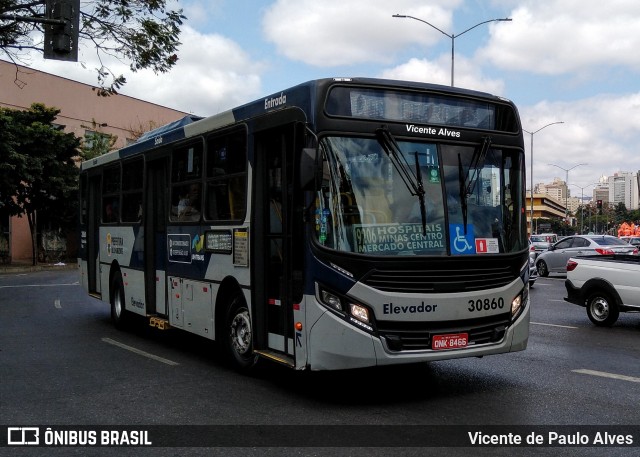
left=0, top=103, right=81, bottom=263
left=1, top=0, right=185, bottom=95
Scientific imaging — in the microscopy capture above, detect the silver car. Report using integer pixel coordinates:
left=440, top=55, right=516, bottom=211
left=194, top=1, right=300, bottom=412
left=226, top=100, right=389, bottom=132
left=620, top=235, right=640, bottom=247
left=535, top=235, right=638, bottom=276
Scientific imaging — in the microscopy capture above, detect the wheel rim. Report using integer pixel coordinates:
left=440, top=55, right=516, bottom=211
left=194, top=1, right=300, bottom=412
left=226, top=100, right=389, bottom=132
left=590, top=297, right=609, bottom=321
left=537, top=261, right=547, bottom=276
left=229, top=309, right=252, bottom=356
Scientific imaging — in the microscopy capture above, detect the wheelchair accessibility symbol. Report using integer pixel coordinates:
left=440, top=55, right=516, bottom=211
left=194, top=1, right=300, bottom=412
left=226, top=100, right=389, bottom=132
left=449, top=224, right=476, bottom=255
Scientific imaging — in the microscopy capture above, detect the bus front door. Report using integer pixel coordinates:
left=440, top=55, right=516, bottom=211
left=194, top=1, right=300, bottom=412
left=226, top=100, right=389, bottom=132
left=254, top=122, right=305, bottom=365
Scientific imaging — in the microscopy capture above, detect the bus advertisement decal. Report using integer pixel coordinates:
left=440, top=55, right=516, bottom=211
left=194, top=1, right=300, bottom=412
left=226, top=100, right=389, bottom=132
left=168, top=234, right=192, bottom=263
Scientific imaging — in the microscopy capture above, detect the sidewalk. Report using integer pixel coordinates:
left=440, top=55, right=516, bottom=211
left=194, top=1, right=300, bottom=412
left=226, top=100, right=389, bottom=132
left=0, top=261, right=78, bottom=275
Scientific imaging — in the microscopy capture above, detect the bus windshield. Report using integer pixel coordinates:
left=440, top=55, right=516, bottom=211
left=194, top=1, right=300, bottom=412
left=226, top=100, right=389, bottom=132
left=315, top=136, right=526, bottom=256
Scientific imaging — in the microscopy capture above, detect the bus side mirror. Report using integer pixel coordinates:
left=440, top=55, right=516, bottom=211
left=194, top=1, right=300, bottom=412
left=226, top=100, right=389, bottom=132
left=299, top=147, right=318, bottom=190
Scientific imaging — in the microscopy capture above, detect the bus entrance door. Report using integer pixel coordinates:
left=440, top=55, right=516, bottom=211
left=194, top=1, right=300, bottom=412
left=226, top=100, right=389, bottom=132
left=254, top=122, right=305, bottom=366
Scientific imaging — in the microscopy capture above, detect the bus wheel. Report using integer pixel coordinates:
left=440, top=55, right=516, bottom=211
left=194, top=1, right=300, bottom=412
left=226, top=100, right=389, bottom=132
left=586, top=291, right=619, bottom=327
left=224, top=296, right=258, bottom=372
left=110, top=271, right=128, bottom=329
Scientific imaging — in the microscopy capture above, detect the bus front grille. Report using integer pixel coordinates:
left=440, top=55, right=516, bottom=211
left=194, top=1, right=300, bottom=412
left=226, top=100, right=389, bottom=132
left=362, top=266, right=515, bottom=293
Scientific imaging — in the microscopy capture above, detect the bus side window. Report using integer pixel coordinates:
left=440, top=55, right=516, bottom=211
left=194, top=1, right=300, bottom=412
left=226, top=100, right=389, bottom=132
left=205, top=128, right=247, bottom=223
left=206, top=181, right=230, bottom=220
left=171, top=183, right=201, bottom=222
left=172, top=143, right=203, bottom=182
left=102, top=165, right=121, bottom=223
left=103, top=198, right=119, bottom=223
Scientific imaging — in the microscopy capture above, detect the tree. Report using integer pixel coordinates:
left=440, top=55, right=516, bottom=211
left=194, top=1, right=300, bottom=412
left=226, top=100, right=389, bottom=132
left=0, top=0, right=184, bottom=95
left=0, top=103, right=80, bottom=265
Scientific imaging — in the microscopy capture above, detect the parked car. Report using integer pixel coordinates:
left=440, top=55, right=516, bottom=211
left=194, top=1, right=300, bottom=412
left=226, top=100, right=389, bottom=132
left=619, top=235, right=640, bottom=247
left=535, top=235, right=638, bottom=276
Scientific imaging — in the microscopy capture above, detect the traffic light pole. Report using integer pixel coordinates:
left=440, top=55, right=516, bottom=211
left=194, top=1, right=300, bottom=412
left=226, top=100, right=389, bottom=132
left=0, top=0, right=79, bottom=61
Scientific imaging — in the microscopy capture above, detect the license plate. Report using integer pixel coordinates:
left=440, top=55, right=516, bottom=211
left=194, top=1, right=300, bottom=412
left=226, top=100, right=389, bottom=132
left=432, top=333, right=468, bottom=350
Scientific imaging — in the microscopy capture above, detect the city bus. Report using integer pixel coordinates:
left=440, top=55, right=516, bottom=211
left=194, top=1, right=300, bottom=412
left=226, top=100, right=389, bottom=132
left=79, top=77, right=530, bottom=372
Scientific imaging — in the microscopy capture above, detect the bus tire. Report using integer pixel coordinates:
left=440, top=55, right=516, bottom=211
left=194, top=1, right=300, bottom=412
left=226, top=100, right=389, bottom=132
left=223, top=295, right=258, bottom=372
left=110, top=271, right=128, bottom=329
left=586, top=290, right=619, bottom=327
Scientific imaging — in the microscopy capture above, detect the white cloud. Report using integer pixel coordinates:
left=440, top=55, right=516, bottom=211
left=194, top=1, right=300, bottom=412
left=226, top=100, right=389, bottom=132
left=521, top=93, right=640, bottom=187
left=480, top=0, right=640, bottom=74
left=262, top=0, right=460, bottom=67
left=26, top=26, right=266, bottom=116
left=121, top=27, right=266, bottom=116
left=379, top=56, right=506, bottom=95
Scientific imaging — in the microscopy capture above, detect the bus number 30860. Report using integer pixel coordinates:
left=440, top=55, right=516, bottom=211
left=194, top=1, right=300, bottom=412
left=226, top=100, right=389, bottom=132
left=468, top=297, right=504, bottom=312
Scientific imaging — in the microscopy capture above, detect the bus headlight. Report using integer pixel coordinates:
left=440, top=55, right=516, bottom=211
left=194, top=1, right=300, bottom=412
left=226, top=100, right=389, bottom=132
left=320, top=289, right=343, bottom=312
left=349, top=303, right=370, bottom=324
left=511, top=286, right=528, bottom=320
left=511, top=295, right=522, bottom=316
left=316, top=283, right=375, bottom=333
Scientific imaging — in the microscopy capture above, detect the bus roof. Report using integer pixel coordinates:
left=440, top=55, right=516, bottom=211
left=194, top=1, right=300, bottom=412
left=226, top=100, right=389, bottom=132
left=80, top=77, right=515, bottom=171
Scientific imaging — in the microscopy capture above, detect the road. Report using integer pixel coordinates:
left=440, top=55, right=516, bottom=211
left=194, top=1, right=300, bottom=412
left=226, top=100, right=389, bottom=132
left=1, top=269, right=639, bottom=457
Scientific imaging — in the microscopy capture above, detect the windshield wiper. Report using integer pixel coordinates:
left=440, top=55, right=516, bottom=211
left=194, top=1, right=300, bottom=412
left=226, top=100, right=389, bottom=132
left=458, top=136, right=492, bottom=234
left=375, top=126, right=427, bottom=236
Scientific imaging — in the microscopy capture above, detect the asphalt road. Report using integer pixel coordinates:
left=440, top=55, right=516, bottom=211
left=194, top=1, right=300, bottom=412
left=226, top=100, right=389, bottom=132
left=1, top=269, right=639, bottom=457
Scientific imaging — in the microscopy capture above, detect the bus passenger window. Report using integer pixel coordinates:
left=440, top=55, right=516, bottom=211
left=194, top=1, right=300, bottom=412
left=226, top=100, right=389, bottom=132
left=103, top=198, right=119, bottom=223
left=172, top=143, right=203, bottom=182
left=172, top=183, right=201, bottom=221
left=205, top=129, right=247, bottom=223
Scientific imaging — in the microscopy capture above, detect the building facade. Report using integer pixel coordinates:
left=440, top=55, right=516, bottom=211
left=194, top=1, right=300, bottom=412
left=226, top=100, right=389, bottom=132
left=1, top=60, right=189, bottom=263
left=607, top=171, right=639, bottom=210
left=526, top=192, right=566, bottom=235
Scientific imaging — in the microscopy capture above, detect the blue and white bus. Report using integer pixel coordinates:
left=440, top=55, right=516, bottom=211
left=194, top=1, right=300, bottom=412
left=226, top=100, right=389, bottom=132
left=79, top=77, right=530, bottom=371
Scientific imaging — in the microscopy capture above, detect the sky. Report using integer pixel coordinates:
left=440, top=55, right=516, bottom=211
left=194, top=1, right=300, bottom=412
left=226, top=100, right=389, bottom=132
left=16, top=0, right=640, bottom=197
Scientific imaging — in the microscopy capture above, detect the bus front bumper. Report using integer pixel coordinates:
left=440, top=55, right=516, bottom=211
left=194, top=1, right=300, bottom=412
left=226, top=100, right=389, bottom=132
left=306, top=299, right=530, bottom=371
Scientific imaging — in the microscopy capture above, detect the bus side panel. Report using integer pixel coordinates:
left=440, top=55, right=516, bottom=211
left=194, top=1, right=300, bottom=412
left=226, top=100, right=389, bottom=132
left=168, top=276, right=215, bottom=338
left=98, top=225, right=136, bottom=306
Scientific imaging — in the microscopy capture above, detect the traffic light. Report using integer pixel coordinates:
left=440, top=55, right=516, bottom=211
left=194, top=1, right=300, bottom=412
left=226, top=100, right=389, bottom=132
left=44, top=0, right=80, bottom=62
left=596, top=200, right=603, bottom=208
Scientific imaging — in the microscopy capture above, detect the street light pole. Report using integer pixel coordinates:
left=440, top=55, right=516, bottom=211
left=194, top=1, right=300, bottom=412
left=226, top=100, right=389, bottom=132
left=392, top=14, right=512, bottom=86
left=523, top=122, right=564, bottom=235
left=570, top=183, right=597, bottom=234
left=548, top=163, right=588, bottom=224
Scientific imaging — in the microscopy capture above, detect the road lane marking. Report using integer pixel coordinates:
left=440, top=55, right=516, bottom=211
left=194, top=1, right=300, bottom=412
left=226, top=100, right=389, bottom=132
left=54, top=299, right=62, bottom=309
left=0, top=282, right=79, bottom=289
left=101, top=337, right=179, bottom=366
left=531, top=322, right=578, bottom=329
left=573, top=369, right=640, bottom=384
